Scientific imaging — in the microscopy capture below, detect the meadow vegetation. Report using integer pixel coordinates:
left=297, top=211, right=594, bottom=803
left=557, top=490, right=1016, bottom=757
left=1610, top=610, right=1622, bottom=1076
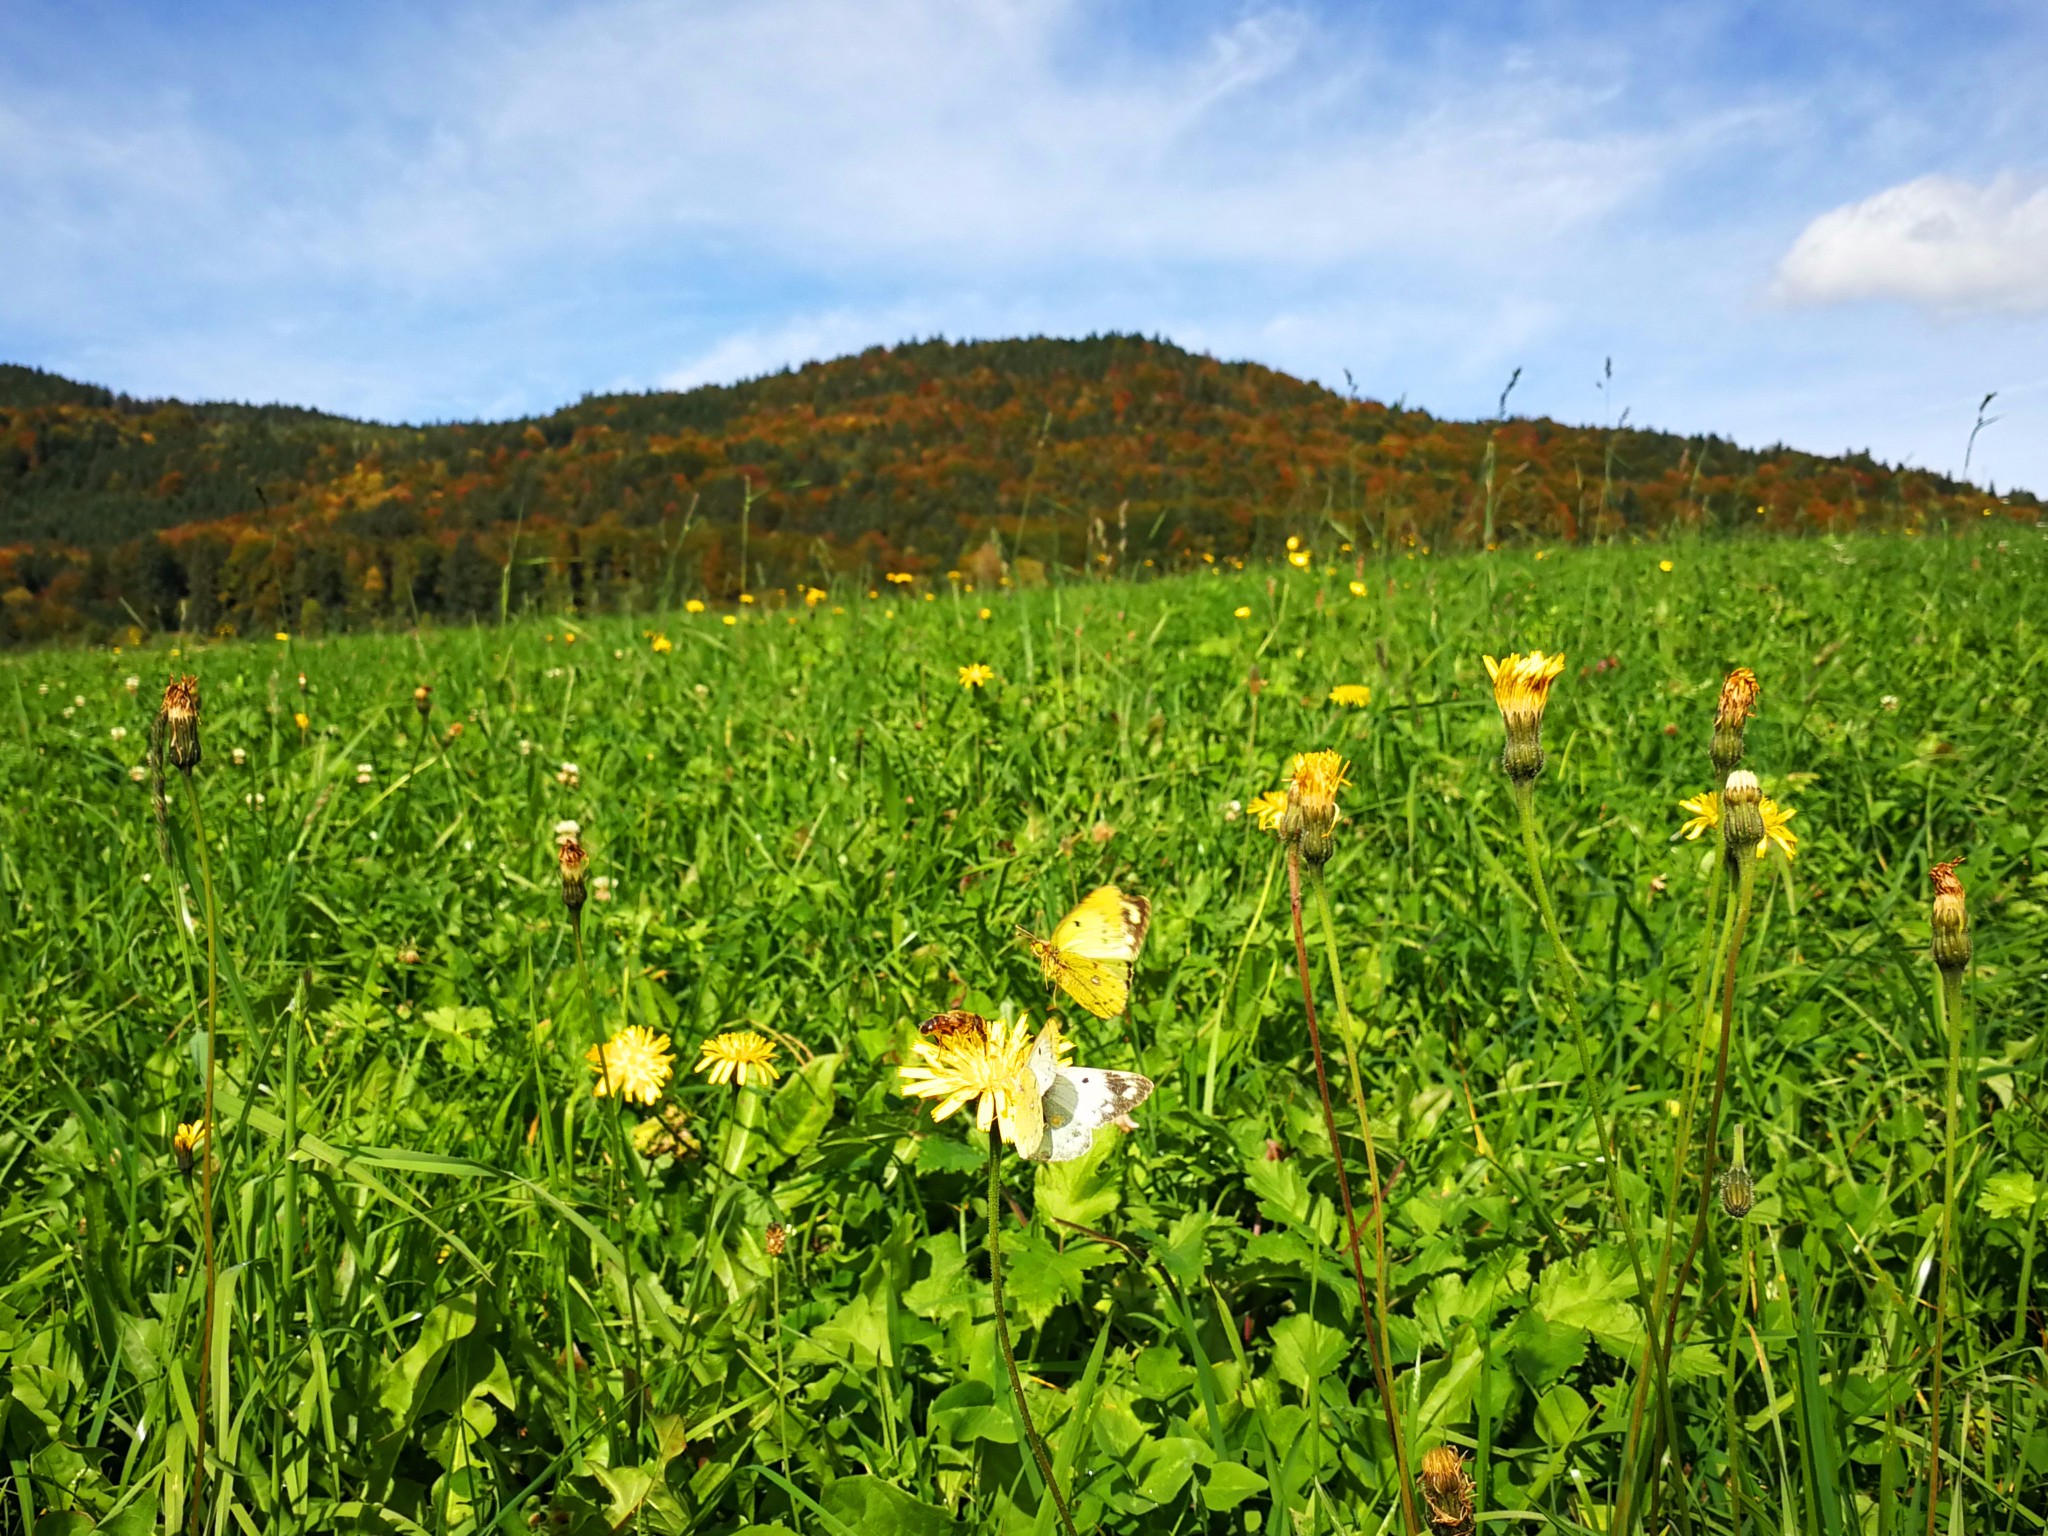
left=1, top=529, right=2043, bottom=1534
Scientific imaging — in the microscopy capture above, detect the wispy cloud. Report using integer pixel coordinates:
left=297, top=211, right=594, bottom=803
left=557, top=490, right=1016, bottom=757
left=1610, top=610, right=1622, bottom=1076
left=1775, top=173, right=2048, bottom=315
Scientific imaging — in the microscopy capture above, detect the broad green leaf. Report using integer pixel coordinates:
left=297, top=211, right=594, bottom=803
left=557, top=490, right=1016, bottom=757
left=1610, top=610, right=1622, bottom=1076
left=1535, top=1383, right=1590, bottom=1448
left=1136, top=1435, right=1206, bottom=1503
left=764, top=1051, right=841, bottom=1160
left=1202, top=1460, right=1269, bottom=1511
left=1979, top=1170, right=2043, bottom=1220
left=1268, top=1313, right=1349, bottom=1394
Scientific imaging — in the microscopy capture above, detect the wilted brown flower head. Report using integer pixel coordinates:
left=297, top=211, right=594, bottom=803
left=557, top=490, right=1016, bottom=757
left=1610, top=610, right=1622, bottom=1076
left=765, top=1222, right=788, bottom=1258
left=1280, top=750, right=1349, bottom=865
left=158, top=676, right=202, bottom=773
left=1930, top=857, right=1970, bottom=975
left=1711, top=666, right=1761, bottom=774
left=1720, top=770, right=1765, bottom=869
left=558, top=835, right=590, bottom=914
left=1419, top=1445, right=1475, bottom=1535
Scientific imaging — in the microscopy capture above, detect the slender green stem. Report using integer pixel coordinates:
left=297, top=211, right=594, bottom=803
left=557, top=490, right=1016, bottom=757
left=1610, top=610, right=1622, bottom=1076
left=1724, top=1176, right=1753, bottom=1535
left=1510, top=780, right=1669, bottom=1534
left=987, top=1140, right=1076, bottom=1536
left=1926, top=963, right=1966, bottom=1535
left=576, top=919, right=648, bottom=1447
left=183, top=771, right=220, bottom=1536
left=1308, top=863, right=1418, bottom=1524
left=1287, top=850, right=1420, bottom=1535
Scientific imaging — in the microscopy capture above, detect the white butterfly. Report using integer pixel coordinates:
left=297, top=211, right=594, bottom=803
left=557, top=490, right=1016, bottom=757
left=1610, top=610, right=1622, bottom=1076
left=1021, top=1018, right=1154, bottom=1163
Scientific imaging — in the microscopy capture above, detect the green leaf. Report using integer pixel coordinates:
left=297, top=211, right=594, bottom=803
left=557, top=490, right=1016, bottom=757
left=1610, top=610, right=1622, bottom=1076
left=1154, top=1208, right=1214, bottom=1290
left=764, top=1051, right=841, bottom=1160
left=1534, top=1245, right=1642, bottom=1355
left=1136, top=1435, right=1206, bottom=1503
left=1979, top=1170, right=2044, bottom=1220
left=819, top=1474, right=955, bottom=1536
left=1034, top=1128, right=1123, bottom=1226
left=1535, top=1384, right=1590, bottom=1448
left=1507, top=1308, right=1587, bottom=1391
left=1201, top=1460, right=1269, bottom=1511
left=1268, top=1313, right=1349, bottom=1394
left=1002, top=1229, right=1115, bottom=1331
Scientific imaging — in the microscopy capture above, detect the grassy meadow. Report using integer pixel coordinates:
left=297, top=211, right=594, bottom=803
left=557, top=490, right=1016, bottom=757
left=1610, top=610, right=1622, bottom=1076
left=2, top=529, right=2044, bottom=1534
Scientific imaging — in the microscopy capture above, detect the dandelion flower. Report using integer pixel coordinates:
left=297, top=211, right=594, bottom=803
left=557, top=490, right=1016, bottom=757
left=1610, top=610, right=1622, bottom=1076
left=1658, top=560, right=1674, bottom=573
left=1287, top=549, right=1311, bottom=569
left=1483, top=651, right=1565, bottom=784
left=172, top=1119, right=207, bottom=1176
left=1233, top=606, right=1252, bottom=620
left=722, top=615, right=738, bottom=627
left=1675, top=788, right=1798, bottom=861
left=1329, top=684, right=1372, bottom=708
left=1281, top=750, right=1349, bottom=862
left=958, top=662, right=994, bottom=689
left=898, top=1013, right=1062, bottom=1149
left=294, top=711, right=309, bottom=731
left=1349, top=580, right=1367, bottom=597
left=588, top=1025, right=675, bottom=1105
left=695, top=1030, right=782, bottom=1088
left=685, top=599, right=706, bottom=614
left=651, top=633, right=673, bottom=653
left=978, top=607, right=992, bottom=621
left=1248, top=789, right=1288, bottom=832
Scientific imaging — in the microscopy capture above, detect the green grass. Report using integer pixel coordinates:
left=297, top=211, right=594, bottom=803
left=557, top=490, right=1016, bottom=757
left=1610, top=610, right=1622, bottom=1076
left=2, top=529, right=2044, bottom=1534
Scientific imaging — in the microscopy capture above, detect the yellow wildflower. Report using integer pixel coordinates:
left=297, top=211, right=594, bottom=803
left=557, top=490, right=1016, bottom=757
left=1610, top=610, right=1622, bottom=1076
left=1233, top=606, right=1252, bottom=620
left=587, top=1025, right=675, bottom=1105
left=898, top=1013, right=1065, bottom=1149
left=1674, top=788, right=1799, bottom=860
left=1248, top=789, right=1288, bottom=832
left=695, top=1029, right=781, bottom=1088
left=651, top=634, right=673, bottom=653
left=1483, top=651, right=1565, bottom=783
left=685, top=599, right=706, bottom=614
left=1329, top=685, right=1372, bottom=708
left=958, top=662, right=995, bottom=690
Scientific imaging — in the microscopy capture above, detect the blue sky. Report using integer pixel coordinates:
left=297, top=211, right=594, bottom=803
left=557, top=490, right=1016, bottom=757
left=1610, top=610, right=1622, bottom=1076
left=3, top=0, right=2045, bottom=492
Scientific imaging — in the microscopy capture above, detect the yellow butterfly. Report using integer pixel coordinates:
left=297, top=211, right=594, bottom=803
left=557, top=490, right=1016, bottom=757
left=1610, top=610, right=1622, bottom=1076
left=1017, top=884, right=1151, bottom=1019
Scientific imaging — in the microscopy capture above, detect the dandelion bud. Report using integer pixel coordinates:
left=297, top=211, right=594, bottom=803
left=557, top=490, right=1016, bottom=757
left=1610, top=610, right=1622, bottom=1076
left=158, top=676, right=202, bottom=773
left=1720, top=771, right=1764, bottom=869
left=1483, top=651, right=1564, bottom=785
left=413, top=684, right=432, bottom=719
left=1718, top=1162, right=1756, bottom=1219
left=1710, top=667, right=1760, bottom=775
left=1283, top=750, right=1349, bottom=866
left=558, top=834, right=589, bottom=913
left=1419, top=1445, right=1475, bottom=1536
left=172, top=1119, right=207, bottom=1178
left=1930, top=858, right=1970, bottom=975
left=765, top=1221, right=788, bottom=1258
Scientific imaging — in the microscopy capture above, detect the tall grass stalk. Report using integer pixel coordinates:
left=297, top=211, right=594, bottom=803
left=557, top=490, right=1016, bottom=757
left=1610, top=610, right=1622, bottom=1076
left=1286, top=848, right=1419, bottom=1535
left=987, top=1140, right=1077, bottom=1536
left=1925, top=960, right=1967, bottom=1532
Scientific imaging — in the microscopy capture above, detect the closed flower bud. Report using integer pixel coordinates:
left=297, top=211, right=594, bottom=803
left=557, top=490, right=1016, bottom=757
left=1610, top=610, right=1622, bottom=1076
left=1283, top=750, right=1349, bottom=866
left=1483, top=652, right=1564, bottom=785
left=559, top=835, right=589, bottom=914
left=1930, top=858, right=1970, bottom=975
left=413, top=684, right=432, bottom=719
left=1718, top=1162, right=1756, bottom=1219
left=1720, top=771, right=1764, bottom=869
left=1710, top=666, right=1760, bottom=775
left=1419, top=1445, right=1475, bottom=1536
left=158, top=676, right=202, bottom=773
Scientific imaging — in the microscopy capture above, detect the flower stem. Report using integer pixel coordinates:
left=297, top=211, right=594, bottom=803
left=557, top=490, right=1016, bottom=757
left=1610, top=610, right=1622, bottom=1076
left=182, top=771, right=220, bottom=1536
left=987, top=1140, right=1076, bottom=1536
left=1308, top=862, right=1418, bottom=1525
left=1510, top=781, right=1668, bottom=1533
left=1926, top=962, right=1967, bottom=1534
left=1287, top=849, right=1420, bottom=1535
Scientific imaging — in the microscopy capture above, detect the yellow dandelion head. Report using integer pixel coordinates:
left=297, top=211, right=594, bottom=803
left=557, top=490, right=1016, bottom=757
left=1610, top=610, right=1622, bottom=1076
left=651, top=634, right=673, bottom=653
left=1348, top=580, right=1367, bottom=597
left=1759, top=797, right=1797, bottom=862
left=685, top=599, right=706, bottom=614
left=1676, top=790, right=1720, bottom=841
left=1233, top=605, right=1252, bottom=620
left=695, top=1029, right=781, bottom=1088
left=1287, top=548, right=1311, bottom=569
left=958, top=662, right=995, bottom=690
left=293, top=711, right=310, bottom=731
left=897, top=1014, right=1064, bottom=1148
left=1483, top=651, right=1565, bottom=783
left=1328, top=684, right=1372, bottom=708
left=172, top=1119, right=207, bottom=1174
left=1282, top=750, right=1349, bottom=863
left=1248, top=789, right=1288, bottom=833
left=587, top=1025, right=675, bottom=1105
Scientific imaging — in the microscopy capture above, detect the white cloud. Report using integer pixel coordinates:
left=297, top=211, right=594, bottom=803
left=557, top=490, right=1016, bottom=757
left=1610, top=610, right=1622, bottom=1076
left=1774, top=172, right=2048, bottom=314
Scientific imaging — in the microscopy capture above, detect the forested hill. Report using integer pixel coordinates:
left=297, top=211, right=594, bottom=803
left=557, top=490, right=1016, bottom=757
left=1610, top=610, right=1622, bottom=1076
left=0, top=336, right=2032, bottom=644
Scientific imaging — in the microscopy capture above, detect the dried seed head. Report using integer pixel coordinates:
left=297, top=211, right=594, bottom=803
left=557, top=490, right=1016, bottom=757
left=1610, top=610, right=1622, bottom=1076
left=1720, top=771, right=1765, bottom=870
left=1484, top=651, right=1565, bottom=784
left=1930, top=857, right=1970, bottom=975
left=1718, top=1162, right=1756, bottom=1220
left=1711, top=667, right=1760, bottom=775
left=1282, top=750, right=1349, bottom=865
left=1419, top=1445, right=1475, bottom=1535
left=765, top=1222, right=788, bottom=1258
left=558, top=835, right=589, bottom=913
left=158, top=676, right=202, bottom=773
left=413, top=684, right=432, bottom=719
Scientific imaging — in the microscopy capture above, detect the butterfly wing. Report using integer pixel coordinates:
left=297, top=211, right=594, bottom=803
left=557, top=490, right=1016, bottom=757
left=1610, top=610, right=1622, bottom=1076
left=1047, top=954, right=1130, bottom=1019
left=1004, top=1018, right=1062, bottom=1160
left=1030, top=1065, right=1155, bottom=1163
left=1050, top=886, right=1151, bottom=961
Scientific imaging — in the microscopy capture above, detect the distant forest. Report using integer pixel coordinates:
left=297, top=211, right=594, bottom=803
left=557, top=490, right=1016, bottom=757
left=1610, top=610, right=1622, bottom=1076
left=0, top=335, right=2033, bottom=645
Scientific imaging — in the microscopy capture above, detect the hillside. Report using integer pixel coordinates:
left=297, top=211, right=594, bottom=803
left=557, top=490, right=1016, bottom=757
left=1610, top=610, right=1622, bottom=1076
left=0, top=336, right=2033, bottom=644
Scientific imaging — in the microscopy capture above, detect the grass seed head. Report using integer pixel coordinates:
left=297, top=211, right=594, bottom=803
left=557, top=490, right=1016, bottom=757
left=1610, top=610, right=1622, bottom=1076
left=1930, top=857, right=1970, bottom=975
left=1720, top=770, right=1765, bottom=870
left=1484, top=651, right=1564, bottom=784
left=1419, top=1445, right=1475, bottom=1535
left=1711, top=666, right=1760, bottom=774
